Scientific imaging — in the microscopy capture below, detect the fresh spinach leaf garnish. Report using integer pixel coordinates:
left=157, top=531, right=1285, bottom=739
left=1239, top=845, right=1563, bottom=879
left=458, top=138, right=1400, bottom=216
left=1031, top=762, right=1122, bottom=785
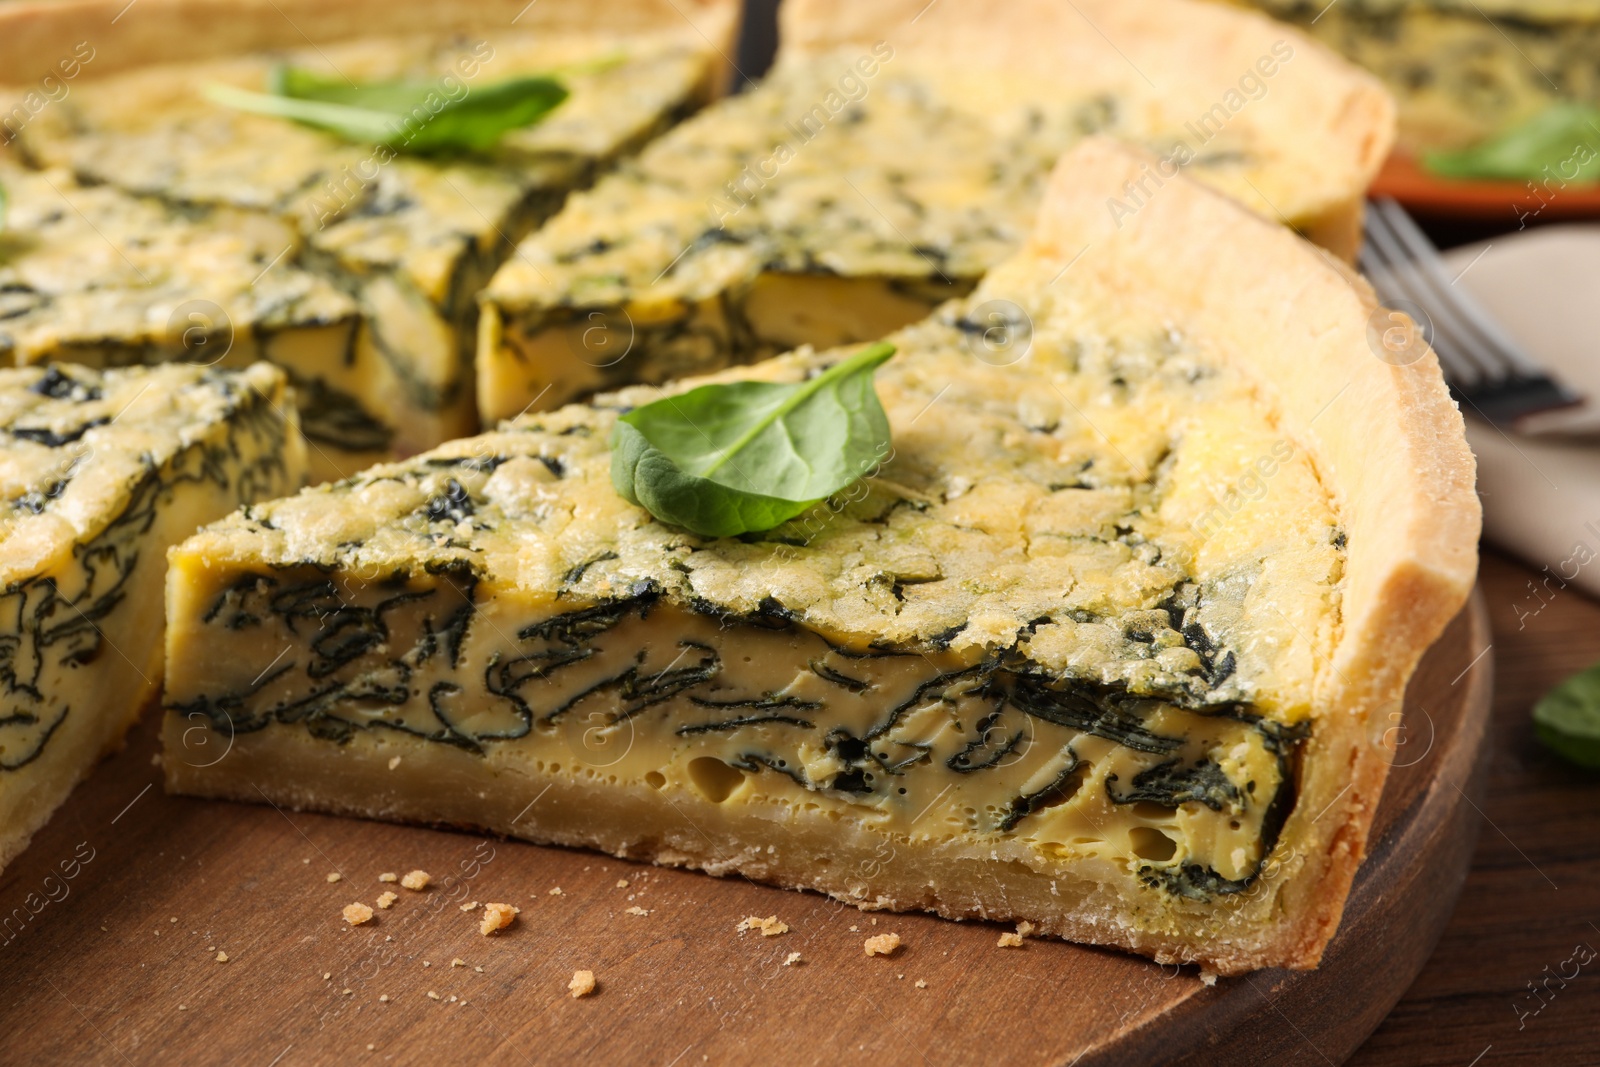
left=610, top=342, right=896, bottom=538
left=1426, top=104, right=1600, bottom=184
left=204, top=65, right=568, bottom=153
left=1534, top=660, right=1600, bottom=770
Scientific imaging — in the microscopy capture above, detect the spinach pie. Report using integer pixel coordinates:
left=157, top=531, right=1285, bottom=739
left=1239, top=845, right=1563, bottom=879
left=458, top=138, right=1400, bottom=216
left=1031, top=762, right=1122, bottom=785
left=0, top=0, right=741, bottom=481
left=0, top=362, right=303, bottom=871
left=476, top=0, right=1394, bottom=422
left=161, top=141, right=1477, bottom=973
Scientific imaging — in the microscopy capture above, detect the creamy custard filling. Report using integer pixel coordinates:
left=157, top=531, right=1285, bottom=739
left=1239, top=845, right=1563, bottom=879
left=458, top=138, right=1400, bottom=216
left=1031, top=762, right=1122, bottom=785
left=172, top=574, right=1294, bottom=898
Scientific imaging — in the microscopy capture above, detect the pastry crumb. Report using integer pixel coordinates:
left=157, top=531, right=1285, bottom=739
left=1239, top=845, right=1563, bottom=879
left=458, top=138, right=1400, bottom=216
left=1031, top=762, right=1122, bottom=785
left=378, top=872, right=398, bottom=883
left=863, top=933, right=902, bottom=957
left=615, top=879, right=629, bottom=889
left=783, top=952, right=802, bottom=967
left=474, top=966, right=483, bottom=973
left=452, top=958, right=466, bottom=968
left=548, top=886, right=563, bottom=895
left=736, top=915, right=789, bottom=937
left=624, top=906, right=650, bottom=916
left=376, top=891, right=398, bottom=910
left=427, top=991, right=440, bottom=1001
left=998, top=921, right=1036, bottom=947
left=215, top=951, right=229, bottom=963
left=388, top=756, right=401, bottom=770
left=400, top=870, right=430, bottom=891
left=568, top=969, right=596, bottom=998
left=1200, top=970, right=1219, bottom=987
left=323, top=972, right=331, bottom=981
left=915, top=979, right=928, bottom=989
left=460, top=901, right=480, bottom=912
left=326, top=873, right=341, bottom=883
left=342, top=903, right=374, bottom=926
left=379, top=994, right=390, bottom=1003
left=479, top=902, right=519, bottom=936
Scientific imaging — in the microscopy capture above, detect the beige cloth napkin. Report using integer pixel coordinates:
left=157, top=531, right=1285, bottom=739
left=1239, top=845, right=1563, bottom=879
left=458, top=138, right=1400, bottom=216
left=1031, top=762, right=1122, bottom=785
left=1440, top=226, right=1600, bottom=603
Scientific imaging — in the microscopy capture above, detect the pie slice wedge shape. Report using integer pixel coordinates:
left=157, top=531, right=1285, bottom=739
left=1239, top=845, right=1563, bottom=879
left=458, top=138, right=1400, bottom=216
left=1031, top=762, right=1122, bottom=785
left=161, top=139, right=1477, bottom=972
left=0, top=362, right=305, bottom=872
left=0, top=0, right=742, bottom=480
left=476, top=0, right=1394, bottom=421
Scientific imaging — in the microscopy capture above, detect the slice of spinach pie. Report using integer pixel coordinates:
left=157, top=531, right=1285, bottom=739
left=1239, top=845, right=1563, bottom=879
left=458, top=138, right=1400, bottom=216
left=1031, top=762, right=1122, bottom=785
left=0, top=362, right=305, bottom=872
left=0, top=0, right=741, bottom=481
left=160, top=140, right=1476, bottom=973
left=475, top=0, right=1394, bottom=422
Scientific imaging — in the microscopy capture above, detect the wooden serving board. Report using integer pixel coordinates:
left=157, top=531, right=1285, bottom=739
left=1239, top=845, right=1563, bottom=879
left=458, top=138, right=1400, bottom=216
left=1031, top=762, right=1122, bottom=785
left=0, top=594, right=1492, bottom=1066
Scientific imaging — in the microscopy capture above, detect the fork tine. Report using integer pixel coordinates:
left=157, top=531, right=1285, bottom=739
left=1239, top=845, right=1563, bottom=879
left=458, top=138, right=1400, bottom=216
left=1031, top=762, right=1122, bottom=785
left=1362, top=204, right=1496, bottom=381
left=1359, top=256, right=1481, bottom=385
left=1371, top=199, right=1546, bottom=379
left=1359, top=198, right=1586, bottom=430
left=1360, top=211, right=1493, bottom=383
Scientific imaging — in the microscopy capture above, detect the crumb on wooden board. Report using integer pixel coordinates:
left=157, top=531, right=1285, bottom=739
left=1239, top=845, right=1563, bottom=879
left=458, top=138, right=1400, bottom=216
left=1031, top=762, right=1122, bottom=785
left=863, top=933, right=902, bottom=957
left=479, top=902, right=519, bottom=936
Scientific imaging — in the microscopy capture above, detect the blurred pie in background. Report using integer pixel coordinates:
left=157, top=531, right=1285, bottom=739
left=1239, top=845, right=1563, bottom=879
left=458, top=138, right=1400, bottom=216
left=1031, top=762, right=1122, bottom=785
left=1234, top=1, right=1600, bottom=188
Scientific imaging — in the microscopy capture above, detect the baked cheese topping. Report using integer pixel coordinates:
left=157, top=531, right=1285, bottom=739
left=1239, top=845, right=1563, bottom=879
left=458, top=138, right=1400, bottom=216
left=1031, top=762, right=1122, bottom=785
left=0, top=362, right=305, bottom=869
left=167, top=261, right=1342, bottom=912
left=1239, top=0, right=1600, bottom=150
left=477, top=46, right=1292, bottom=420
left=4, top=29, right=720, bottom=478
left=0, top=161, right=361, bottom=392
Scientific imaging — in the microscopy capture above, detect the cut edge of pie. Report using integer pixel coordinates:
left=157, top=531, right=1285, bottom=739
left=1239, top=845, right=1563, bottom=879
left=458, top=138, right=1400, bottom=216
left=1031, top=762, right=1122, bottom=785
left=778, top=0, right=1396, bottom=262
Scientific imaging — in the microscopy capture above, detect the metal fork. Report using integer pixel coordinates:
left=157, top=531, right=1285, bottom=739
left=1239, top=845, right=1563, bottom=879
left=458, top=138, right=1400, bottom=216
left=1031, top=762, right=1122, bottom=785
left=1359, top=197, right=1587, bottom=432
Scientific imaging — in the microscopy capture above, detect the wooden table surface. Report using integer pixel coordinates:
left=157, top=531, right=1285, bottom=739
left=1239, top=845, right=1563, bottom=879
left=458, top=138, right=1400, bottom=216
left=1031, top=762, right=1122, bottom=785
left=1349, top=550, right=1600, bottom=1066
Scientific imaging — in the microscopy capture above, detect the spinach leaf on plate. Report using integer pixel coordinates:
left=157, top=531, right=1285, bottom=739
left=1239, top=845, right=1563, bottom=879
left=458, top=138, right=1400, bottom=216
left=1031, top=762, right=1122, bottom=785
left=611, top=342, right=897, bottom=538
left=1426, top=104, right=1600, bottom=184
left=1534, top=660, right=1600, bottom=770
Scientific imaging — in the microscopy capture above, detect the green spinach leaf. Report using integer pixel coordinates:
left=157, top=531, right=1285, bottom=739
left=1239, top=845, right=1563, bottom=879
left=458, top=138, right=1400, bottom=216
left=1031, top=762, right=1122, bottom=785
left=1534, top=659, right=1600, bottom=770
left=205, top=65, right=568, bottom=153
left=611, top=342, right=896, bottom=538
left=1426, top=104, right=1600, bottom=184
